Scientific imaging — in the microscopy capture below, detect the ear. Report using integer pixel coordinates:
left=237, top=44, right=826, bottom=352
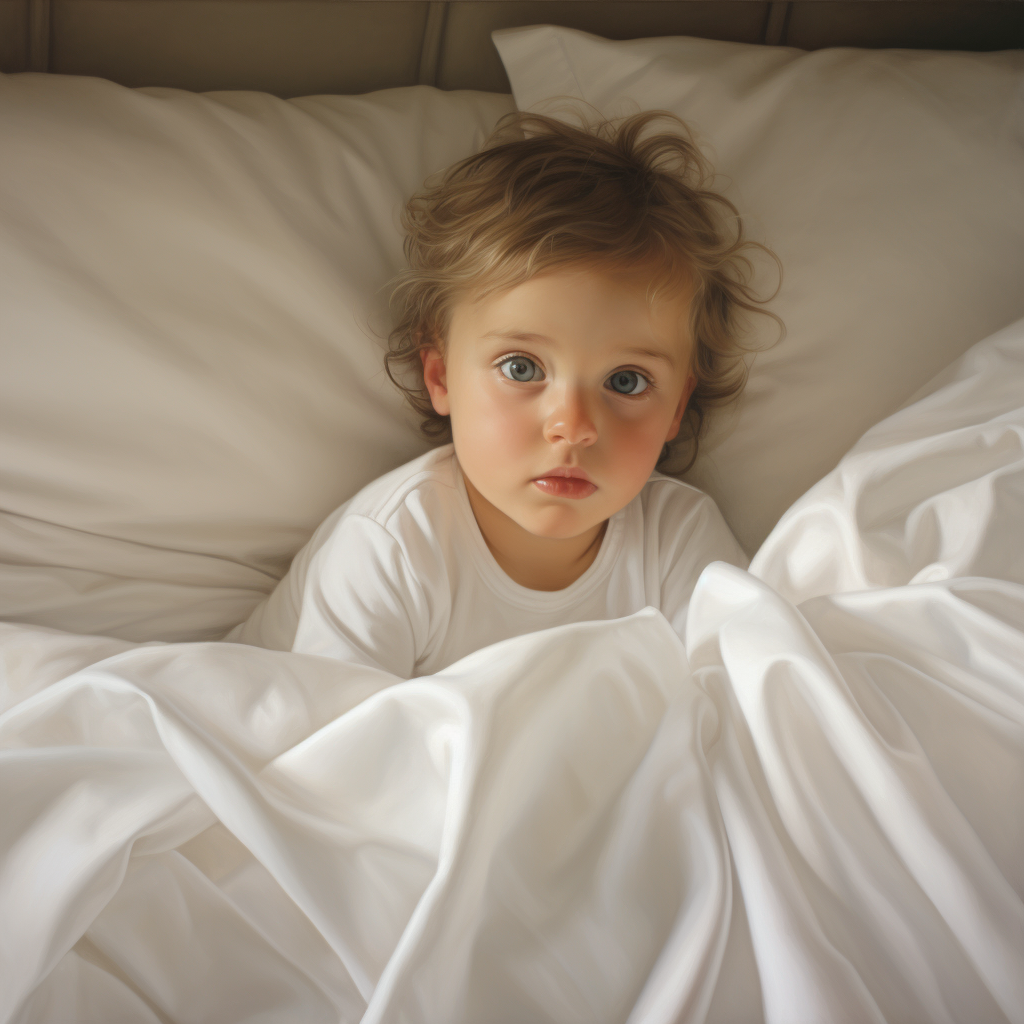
left=665, top=373, right=697, bottom=442
left=420, top=346, right=451, bottom=417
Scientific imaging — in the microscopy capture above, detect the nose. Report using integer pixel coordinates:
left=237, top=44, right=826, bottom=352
left=542, top=383, right=598, bottom=448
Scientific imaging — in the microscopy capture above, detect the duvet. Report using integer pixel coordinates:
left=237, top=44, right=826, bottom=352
left=2, top=318, right=1023, bottom=1024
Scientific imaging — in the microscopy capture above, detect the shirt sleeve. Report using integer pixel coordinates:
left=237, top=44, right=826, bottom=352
left=657, top=489, right=750, bottom=641
left=221, top=501, right=350, bottom=653
left=290, top=514, right=426, bottom=680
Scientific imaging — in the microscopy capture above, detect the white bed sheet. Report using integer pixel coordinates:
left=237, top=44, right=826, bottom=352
left=2, top=318, right=1023, bottom=1023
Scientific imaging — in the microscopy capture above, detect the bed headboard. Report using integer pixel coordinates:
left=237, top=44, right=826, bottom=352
left=1, top=0, right=1021, bottom=96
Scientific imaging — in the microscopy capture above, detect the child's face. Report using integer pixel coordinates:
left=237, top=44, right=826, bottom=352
left=421, top=264, right=697, bottom=545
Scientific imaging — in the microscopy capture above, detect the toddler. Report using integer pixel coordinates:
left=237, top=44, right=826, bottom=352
left=228, top=109, right=778, bottom=678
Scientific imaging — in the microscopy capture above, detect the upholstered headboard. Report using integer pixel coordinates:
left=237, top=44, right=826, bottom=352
left=1, top=0, right=1021, bottom=97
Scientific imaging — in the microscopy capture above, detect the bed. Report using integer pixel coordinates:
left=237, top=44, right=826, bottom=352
left=1, top=2, right=1023, bottom=1021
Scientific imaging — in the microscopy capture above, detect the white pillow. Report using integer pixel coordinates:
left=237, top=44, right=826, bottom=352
left=0, top=73, right=514, bottom=641
left=492, top=27, right=1024, bottom=556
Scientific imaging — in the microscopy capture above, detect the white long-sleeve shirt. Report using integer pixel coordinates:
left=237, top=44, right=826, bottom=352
left=227, top=444, right=748, bottom=678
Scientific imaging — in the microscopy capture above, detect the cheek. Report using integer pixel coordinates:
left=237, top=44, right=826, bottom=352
left=606, top=408, right=673, bottom=471
left=451, top=377, right=535, bottom=451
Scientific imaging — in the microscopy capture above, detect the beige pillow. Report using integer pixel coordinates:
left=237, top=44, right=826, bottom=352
left=492, top=26, right=1024, bottom=556
left=0, top=72, right=513, bottom=641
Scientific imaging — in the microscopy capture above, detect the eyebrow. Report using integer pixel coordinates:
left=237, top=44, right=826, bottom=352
left=482, top=331, right=677, bottom=367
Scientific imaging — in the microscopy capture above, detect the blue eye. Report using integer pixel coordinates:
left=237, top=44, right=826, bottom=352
left=499, top=356, right=544, bottom=382
left=607, top=370, right=649, bottom=395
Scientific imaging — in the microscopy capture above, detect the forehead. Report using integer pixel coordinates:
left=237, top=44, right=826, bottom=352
left=451, top=264, right=693, bottom=353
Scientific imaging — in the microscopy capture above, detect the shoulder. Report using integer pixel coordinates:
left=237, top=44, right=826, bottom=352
left=343, top=443, right=460, bottom=533
left=310, top=444, right=461, bottom=584
left=639, top=471, right=720, bottom=519
left=637, top=471, right=749, bottom=569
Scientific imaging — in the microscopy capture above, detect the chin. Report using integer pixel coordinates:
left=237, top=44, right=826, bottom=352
left=519, top=509, right=597, bottom=541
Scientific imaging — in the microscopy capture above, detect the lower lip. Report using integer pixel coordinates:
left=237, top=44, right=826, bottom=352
left=532, top=477, right=597, bottom=499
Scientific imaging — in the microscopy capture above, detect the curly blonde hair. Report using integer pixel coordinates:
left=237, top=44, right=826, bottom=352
left=384, top=108, right=781, bottom=473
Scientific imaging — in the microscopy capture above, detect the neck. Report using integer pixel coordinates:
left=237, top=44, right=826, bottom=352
left=462, top=473, right=607, bottom=591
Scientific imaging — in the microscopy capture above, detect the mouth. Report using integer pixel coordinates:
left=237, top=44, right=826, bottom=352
left=536, top=466, right=594, bottom=483
left=531, top=466, right=597, bottom=500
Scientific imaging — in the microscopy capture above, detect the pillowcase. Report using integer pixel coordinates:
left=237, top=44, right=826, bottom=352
left=492, top=26, right=1024, bottom=556
left=0, top=73, right=514, bottom=641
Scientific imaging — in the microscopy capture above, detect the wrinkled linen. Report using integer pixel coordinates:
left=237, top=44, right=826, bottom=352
left=2, top=321, right=1024, bottom=1024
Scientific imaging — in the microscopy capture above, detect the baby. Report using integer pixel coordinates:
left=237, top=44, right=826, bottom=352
left=228, top=109, right=777, bottom=678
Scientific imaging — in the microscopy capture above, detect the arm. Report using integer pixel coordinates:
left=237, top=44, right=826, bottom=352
left=292, top=514, right=425, bottom=679
left=658, top=490, right=749, bottom=641
left=229, top=511, right=427, bottom=680
left=223, top=502, right=349, bottom=652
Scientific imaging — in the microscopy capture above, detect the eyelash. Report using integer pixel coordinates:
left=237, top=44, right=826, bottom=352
left=494, top=353, right=658, bottom=396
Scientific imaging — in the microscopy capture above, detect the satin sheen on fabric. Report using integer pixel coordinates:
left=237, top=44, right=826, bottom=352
left=2, top=319, right=1024, bottom=1022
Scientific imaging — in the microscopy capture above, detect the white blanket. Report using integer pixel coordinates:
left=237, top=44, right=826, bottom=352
left=3, top=319, right=1023, bottom=1024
